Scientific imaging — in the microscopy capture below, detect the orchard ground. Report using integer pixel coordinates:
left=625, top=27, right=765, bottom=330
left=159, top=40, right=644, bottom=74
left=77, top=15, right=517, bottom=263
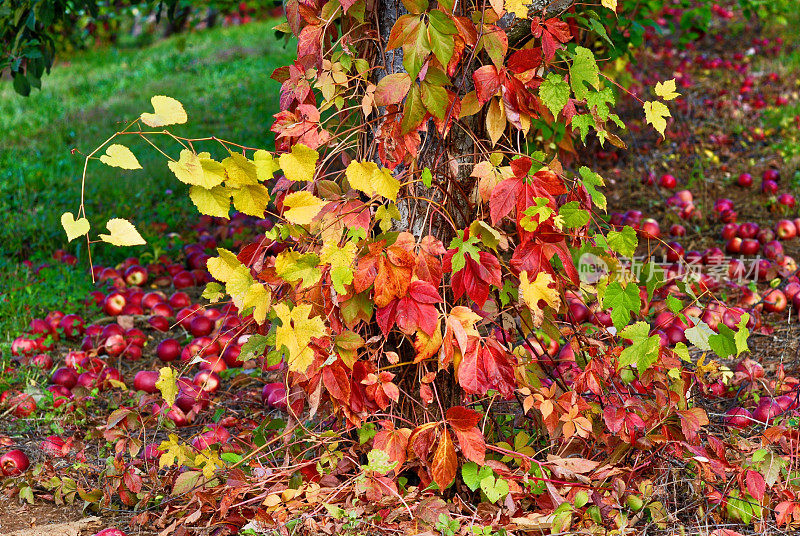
left=3, top=4, right=800, bottom=536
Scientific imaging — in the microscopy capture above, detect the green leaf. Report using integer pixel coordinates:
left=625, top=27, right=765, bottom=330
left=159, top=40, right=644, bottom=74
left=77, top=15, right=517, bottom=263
left=708, top=315, right=749, bottom=360
left=421, top=167, right=433, bottom=188
left=665, top=295, right=683, bottom=313
left=401, top=84, right=427, bottom=134
left=239, top=334, right=270, bottom=361
left=539, top=73, right=571, bottom=119
left=480, top=474, right=509, bottom=503
left=586, top=87, right=615, bottom=120
left=639, top=261, right=665, bottom=300
left=274, top=251, right=321, bottom=289
left=428, top=9, right=457, bottom=34
left=461, top=461, right=492, bottom=492
left=572, top=114, right=595, bottom=143
left=375, top=203, right=402, bottom=232
left=618, top=321, right=660, bottom=371
left=358, top=422, right=377, bottom=444
left=403, top=22, right=430, bottom=81
left=421, top=81, right=448, bottom=120
left=602, top=281, right=640, bottom=330
left=428, top=24, right=455, bottom=68
left=570, top=46, right=600, bottom=100
left=735, top=313, right=750, bottom=356
left=578, top=166, right=606, bottom=210
left=448, top=234, right=480, bottom=273
left=607, top=226, right=637, bottom=257
left=559, top=201, right=590, bottom=228
left=202, top=282, right=225, bottom=303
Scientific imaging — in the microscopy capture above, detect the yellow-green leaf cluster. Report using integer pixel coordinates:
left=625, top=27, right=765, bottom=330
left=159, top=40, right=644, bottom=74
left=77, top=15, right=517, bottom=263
left=207, top=248, right=271, bottom=324
left=275, top=303, right=327, bottom=374
left=99, top=218, right=146, bottom=246
left=345, top=161, right=400, bottom=201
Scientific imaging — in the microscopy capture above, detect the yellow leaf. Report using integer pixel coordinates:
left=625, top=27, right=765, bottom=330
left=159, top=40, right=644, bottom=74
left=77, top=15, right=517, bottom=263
left=654, top=79, right=680, bottom=101
left=168, top=150, right=225, bottom=189
left=99, top=218, right=146, bottom=246
left=242, top=282, right=271, bottom=325
left=158, top=434, right=193, bottom=469
left=274, top=250, right=322, bottom=289
left=643, top=101, right=671, bottom=138
left=207, top=248, right=244, bottom=283
left=231, top=183, right=270, bottom=217
left=60, top=212, right=90, bottom=242
left=189, top=185, right=231, bottom=218
left=279, top=144, right=319, bottom=182
left=283, top=191, right=326, bottom=225
left=320, top=240, right=357, bottom=294
left=194, top=450, right=224, bottom=479
left=156, top=366, right=179, bottom=407
left=140, top=95, right=187, bottom=127
left=371, top=167, right=400, bottom=202
left=99, top=144, right=141, bottom=170
left=345, top=161, right=400, bottom=201
left=505, top=0, right=528, bottom=18
left=275, top=303, right=327, bottom=374
left=254, top=150, right=279, bottom=182
left=519, top=271, right=561, bottom=328
left=486, top=97, right=506, bottom=146
left=223, top=152, right=259, bottom=187
left=226, top=265, right=256, bottom=311
left=345, top=160, right=378, bottom=197
left=601, top=0, right=617, bottom=12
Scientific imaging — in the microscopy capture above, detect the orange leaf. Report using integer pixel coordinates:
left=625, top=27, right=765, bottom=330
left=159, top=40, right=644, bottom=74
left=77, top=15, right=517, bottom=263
left=453, top=427, right=485, bottom=464
left=431, top=427, right=457, bottom=491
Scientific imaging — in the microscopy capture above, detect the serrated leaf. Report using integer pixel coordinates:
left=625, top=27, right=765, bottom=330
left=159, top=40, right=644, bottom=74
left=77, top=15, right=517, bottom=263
left=607, top=226, right=637, bottom=257
left=685, top=320, right=714, bottom=351
left=240, top=334, right=270, bottom=361
left=202, top=282, right=224, bottom=302
left=279, top=143, right=319, bottom=182
left=320, top=240, right=357, bottom=294
left=559, top=201, right=590, bottom=228
left=654, top=79, right=680, bottom=101
left=601, top=0, right=617, bottom=12
left=189, top=185, right=231, bottom=218
left=462, top=461, right=492, bottom=492
left=578, top=166, right=606, bottom=211
left=376, top=203, right=402, bottom=232
left=618, top=321, right=660, bottom=371
left=223, top=152, right=259, bottom=187
left=168, top=150, right=225, bottom=189
left=274, top=251, right=321, bottom=289
left=242, top=282, right=271, bottom=325
left=570, top=46, right=600, bottom=100
left=520, top=271, right=561, bottom=328
left=643, top=100, right=670, bottom=138
left=99, top=144, right=141, bottom=170
left=156, top=366, right=179, bottom=407
left=254, top=150, right=280, bottom=181
left=61, top=212, right=90, bottom=242
left=283, top=191, right=326, bottom=225
left=539, top=73, right=570, bottom=119
left=275, top=303, right=327, bottom=374
left=231, top=183, right=270, bottom=217
left=99, top=218, right=146, bottom=246
left=140, top=95, right=187, bottom=127
left=207, top=248, right=244, bottom=284
left=602, top=281, right=640, bottom=330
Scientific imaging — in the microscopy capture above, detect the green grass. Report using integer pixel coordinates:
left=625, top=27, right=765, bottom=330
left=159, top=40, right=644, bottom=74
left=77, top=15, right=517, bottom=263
left=0, top=20, right=294, bottom=340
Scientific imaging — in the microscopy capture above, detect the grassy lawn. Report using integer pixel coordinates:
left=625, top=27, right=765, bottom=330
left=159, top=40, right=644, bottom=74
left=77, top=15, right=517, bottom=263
left=0, top=20, right=294, bottom=339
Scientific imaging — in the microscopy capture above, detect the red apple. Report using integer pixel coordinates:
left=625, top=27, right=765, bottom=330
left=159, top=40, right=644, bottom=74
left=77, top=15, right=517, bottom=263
left=763, top=240, right=784, bottom=261
left=193, top=370, right=221, bottom=393
left=168, top=291, right=192, bottom=309
left=31, top=353, right=53, bottom=370
left=151, top=302, right=174, bottom=318
left=64, top=351, right=87, bottom=369
left=142, top=291, right=167, bottom=310
left=721, top=223, right=739, bottom=240
left=1, top=449, right=30, bottom=476
left=172, top=271, right=196, bottom=289
left=763, top=289, right=787, bottom=313
left=124, top=265, right=148, bottom=287
left=93, top=528, right=127, bottom=536
left=659, top=174, right=677, bottom=189
left=762, top=179, right=779, bottom=194
left=737, top=222, right=759, bottom=239
left=639, top=218, right=660, bottom=239
left=103, top=333, right=126, bottom=357
left=669, top=224, right=686, bottom=237
left=103, top=292, right=127, bottom=316
left=28, top=318, right=54, bottom=338
left=148, top=315, right=170, bottom=332
left=725, top=238, right=742, bottom=254
left=51, top=367, right=78, bottom=389
left=11, top=336, right=38, bottom=357
left=741, top=239, right=760, bottom=256
left=763, top=168, right=780, bottom=182
left=776, top=219, right=797, bottom=240
left=778, top=193, right=796, bottom=209
left=125, top=328, right=147, bottom=347
left=189, top=316, right=214, bottom=337
left=42, top=436, right=68, bottom=457
left=134, top=371, right=160, bottom=393
left=157, top=339, right=181, bottom=362
left=58, top=314, right=85, bottom=339
left=737, top=172, right=753, bottom=187
left=10, top=393, right=36, bottom=418
left=44, top=310, right=65, bottom=332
